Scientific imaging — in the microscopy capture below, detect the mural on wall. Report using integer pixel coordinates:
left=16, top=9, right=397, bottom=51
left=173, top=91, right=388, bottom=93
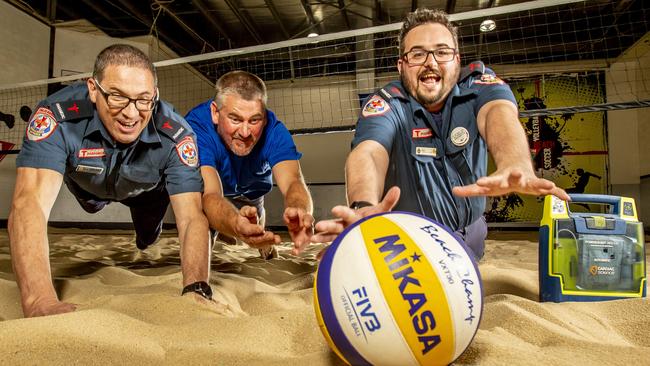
left=485, top=74, right=609, bottom=222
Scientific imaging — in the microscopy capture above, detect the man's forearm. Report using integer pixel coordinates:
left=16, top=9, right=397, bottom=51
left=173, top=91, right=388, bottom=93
left=178, top=215, right=210, bottom=286
left=484, top=103, right=534, bottom=172
left=345, top=143, right=389, bottom=204
left=284, top=180, right=313, bottom=213
left=202, top=193, right=242, bottom=237
left=8, top=200, right=58, bottom=307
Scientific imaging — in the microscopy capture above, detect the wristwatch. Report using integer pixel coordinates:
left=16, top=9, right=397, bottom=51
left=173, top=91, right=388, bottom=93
left=182, top=281, right=213, bottom=300
left=349, top=201, right=374, bottom=210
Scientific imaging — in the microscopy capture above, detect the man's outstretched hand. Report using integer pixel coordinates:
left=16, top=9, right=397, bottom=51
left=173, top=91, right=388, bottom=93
left=234, top=205, right=280, bottom=248
left=283, top=207, right=315, bottom=255
left=310, top=186, right=401, bottom=244
left=452, top=167, right=570, bottom=201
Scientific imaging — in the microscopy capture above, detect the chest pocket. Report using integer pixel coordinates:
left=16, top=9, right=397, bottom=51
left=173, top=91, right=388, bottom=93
left=113, top=164, right=161, bottom=200
left=120, top=165, right=161, bottom=185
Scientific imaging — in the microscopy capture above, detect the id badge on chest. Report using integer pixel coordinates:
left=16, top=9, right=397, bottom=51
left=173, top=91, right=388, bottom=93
left=75, top=164, right=104, bottom=175
left=415, top=146, right=437, bottom=157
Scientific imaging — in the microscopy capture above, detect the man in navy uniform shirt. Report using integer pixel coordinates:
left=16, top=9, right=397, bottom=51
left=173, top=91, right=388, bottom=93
left=9, top=44, right=212, bottom=318
left=185, top=71, right=313, bottom=259
left=312, top=9, right=569, bottom=259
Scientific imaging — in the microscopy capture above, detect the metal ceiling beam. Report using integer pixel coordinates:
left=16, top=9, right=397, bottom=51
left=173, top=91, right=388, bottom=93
left=191, top=0, right=233, bottom=45
left=300, top=0, right=324, bottom=34
left=374, top=0, right=389, bottom=25
left=445, top=0, right=456, bottom=14
left=338, top=0, right=351, bottom=29
left=224, top=0, right=264, bottom=44
left=75, top=0, right=132, bottom=33
left=318, top=1, right=376, bottom=24
left=264, top=0, right=290, bottom=39
left=111, top=0, right=193, bottom=55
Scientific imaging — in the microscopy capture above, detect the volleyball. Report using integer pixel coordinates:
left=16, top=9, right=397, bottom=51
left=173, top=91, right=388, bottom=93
left=314, top=212, right=483, bottom=366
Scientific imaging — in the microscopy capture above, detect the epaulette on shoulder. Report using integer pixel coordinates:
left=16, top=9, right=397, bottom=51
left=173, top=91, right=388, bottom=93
left=156, top=113, right=187, bottom=142
left=460, top=61, right=486, bottom=82
left=50, top=100, right=94, bottom=121
left=378, top=82, right=407, bottom=100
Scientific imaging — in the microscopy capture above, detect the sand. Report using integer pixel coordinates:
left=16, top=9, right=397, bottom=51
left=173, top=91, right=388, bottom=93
left=0, top=229, right=648, bottom=365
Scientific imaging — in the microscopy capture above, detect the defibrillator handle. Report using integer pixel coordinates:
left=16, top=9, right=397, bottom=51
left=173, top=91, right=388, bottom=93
left=568, top=194, right=620, bottom=213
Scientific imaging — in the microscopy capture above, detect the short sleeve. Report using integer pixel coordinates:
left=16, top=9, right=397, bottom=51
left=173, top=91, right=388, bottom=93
left=351, top=95, right=398, bottom=154
left=164, top=131, right=204, bottom=196
left=15, top=106, right=68, bottom=174
left=470, top=69, right=517, bottom=111
left=266, top=122, right=302, bottom=167
left=185, top=101, right=219, bottom=169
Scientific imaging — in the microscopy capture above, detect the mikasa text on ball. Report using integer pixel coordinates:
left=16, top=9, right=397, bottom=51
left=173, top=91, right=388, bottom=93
left=314, top=212, right=483, bottom=366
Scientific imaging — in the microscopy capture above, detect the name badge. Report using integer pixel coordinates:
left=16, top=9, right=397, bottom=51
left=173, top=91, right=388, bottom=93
left=416, top=146, right=437, bottom=157
left=75, top=164, right=105, bottom=175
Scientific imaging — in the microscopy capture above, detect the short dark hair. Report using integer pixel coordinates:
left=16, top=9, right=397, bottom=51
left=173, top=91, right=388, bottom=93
left=92, top=44, right=157, bottom=84
left=398, top=8, right=459, bottom=56
left=214, top=71, right=267, bottom=109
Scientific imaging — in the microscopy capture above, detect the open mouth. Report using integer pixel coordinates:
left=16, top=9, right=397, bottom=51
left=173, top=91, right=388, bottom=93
left=117, top=120, right=138, bottom=129
left=419, top=71, right=441, bottom=85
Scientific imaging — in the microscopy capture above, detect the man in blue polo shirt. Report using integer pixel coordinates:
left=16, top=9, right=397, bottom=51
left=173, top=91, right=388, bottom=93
left=312, top=9, right=569, bottom=259
left=185, top=71, right=313, bottom=259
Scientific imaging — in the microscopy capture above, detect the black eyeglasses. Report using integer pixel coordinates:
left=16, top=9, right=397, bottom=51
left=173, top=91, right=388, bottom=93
left=402, top=47, right=457, bottom=65
left=93, top=79, right=158, bottom=112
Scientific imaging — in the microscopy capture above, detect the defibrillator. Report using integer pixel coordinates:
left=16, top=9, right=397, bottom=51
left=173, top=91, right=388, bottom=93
left=539, top=194, right=646, bottom=302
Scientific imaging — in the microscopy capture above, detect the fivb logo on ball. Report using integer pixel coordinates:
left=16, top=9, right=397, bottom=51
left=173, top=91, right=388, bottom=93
left=315, top=212, right=482, bottom=366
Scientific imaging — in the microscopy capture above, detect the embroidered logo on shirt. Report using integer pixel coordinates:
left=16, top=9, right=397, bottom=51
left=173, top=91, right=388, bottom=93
left=176, top=136, right=198, bottom=167
left=27, top=107, right=58, bottom=141
left=362, top=95, right=390, bottom=117
left=412, top=128, right=433, bottom=139
left=78, top=148, right=106, bottom=158
left=450, top=127, right=470, bottom=146
left=473, top=73, right=504, bottom=85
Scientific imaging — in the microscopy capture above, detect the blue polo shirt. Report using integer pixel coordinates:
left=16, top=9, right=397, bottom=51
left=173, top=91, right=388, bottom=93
left=185, top=100, right=302, bottom=200
left=352, top=61, right=517, bottom=231
left=16, top=82, right=203, bottom=201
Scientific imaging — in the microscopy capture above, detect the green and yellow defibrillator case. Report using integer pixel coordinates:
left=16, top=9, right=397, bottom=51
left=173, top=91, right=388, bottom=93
left=539, top=194, right=646, bottom=302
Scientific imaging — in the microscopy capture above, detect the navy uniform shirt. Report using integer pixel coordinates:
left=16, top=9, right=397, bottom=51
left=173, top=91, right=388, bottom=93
left=352, top=61, right=517, bottom=231
left=16, top=82, right=202, bottom=201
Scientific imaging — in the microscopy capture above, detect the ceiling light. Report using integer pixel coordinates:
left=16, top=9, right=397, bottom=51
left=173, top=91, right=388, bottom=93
left=307, top=32, right=319, bottom=38
left=480, top=19, right=496, bottom=32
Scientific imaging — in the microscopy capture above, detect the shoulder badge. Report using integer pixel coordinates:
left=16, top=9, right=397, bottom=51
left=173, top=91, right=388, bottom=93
left=473, top=73, right=505, bottom=85
left=51, top=100, right=94, bottom=121
left=362, top=95, right=391, bottom=117
left=175, top=136, right=198, bottom=167
left=27, top=107, right=58, bottom=141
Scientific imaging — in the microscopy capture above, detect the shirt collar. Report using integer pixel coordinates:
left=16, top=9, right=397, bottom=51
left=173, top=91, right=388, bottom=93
left=84, top=110, right=160, bottom=145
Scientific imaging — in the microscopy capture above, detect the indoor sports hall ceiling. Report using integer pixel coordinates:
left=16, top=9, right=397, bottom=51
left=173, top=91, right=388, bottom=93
left=6, top=0, right=648, bottom=61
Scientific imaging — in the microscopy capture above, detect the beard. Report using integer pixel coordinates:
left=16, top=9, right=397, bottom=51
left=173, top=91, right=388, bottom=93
left=400, top=66, right=460, bottom=112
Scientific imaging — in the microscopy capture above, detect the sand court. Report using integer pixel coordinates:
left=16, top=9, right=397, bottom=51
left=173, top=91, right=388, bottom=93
left=0, top=230, right=648, bottom=365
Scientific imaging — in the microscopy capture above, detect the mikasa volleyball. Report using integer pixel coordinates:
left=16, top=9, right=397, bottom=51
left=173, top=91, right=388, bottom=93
left=314, top=212, right=483, bottom=366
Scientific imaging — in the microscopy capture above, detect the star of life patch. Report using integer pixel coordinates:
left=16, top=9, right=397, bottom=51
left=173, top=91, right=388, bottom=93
left=473, top=73, right=504, bottom=85
left=362, top=95, right=390, bottom=117
left=27, top=107, right=58, bottom=141
left=176, top=136, right=198, bottom=167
